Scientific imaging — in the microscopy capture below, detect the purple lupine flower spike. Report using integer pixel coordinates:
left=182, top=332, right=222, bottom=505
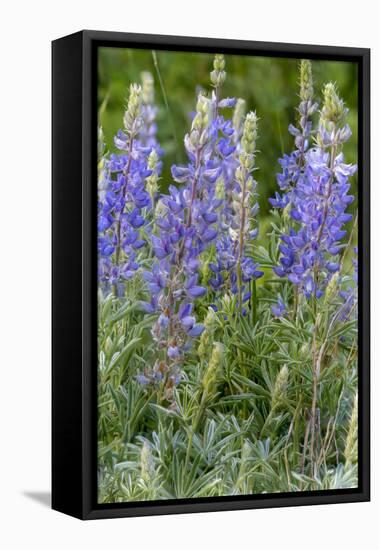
left=97, top=81, right=163, bottom=296
left=273, top=73, right=357, bottom=299
left=139, top=55, right=238, bottom=399
left=269, top=60, right=318, bottom=211
left=210, top=112, right=263, bottom=308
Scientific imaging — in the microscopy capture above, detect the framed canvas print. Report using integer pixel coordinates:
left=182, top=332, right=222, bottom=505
left=52, top=30, right=370, bottom=519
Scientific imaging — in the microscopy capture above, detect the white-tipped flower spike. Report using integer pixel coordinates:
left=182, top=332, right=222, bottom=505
left=325, top=272, right=340, bottom=303
left=198, top=307, right=218, bottom=361
left=141, top=71, right=154, bottom=105
left=344, top=393, right=358, bottom=466
left=145, top=148, right=160, bottom=204
left=321, top=82, right=347, bottom=125
left=232, top=98, right=246, bottom=142
left=317, top=82, right=351, bottom=149
left=123, top=83, right=142, bottom=137
left=210, top=54, right=226, bottom=88
left=271, top=364, right=289, bottom=409
left=234, top=112, right=259, bottom=256
left=239, top=111, right=258, bottom=173
left=298, top=60, right=318, bottom=125
left=97, top=126, right=108, bottom=198
left=192, top=93, right=209, bottom=132
left=98, top=125, right=105, bottom=160
left=299, top=59, right=314, bottom=103
left=202, top=342, right=224, bottom=394
left=186, top=93, right=211, bottom=152
left=140, top=440, right=154, bottom=482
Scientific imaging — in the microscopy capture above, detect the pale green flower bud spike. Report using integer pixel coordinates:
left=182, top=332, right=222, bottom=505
left=344, top=393, right=358, bottom=466
left=140, top=440, right=154, bottom=483
left=97, top=125, right=105, bottom=161
left=198, top=307, right=218, bottom=361
left=210, top=54, right=226, bottom=88
left=299, top=59, right=314, bottom=102
left=271, top=364, right=289, bottom=410
left=325, top=272, right=340, bottom=303
left=145, top=149, right=160, bottom=205
left=320, top=82, right=346, bottom=126
left=188, top=93, right=211, bottom=149
left=191, top=94, right=209, bottom=132
left=141, top=71, right=154, bottom=105
left=123, top=83, right=142, bottom=137
left=97, top=125, right=107, bottom=190
left=239, top=111, right=258, bottom=173
left=202, top=342, right=224, bottom=395
left=233, top=98, right=246, bottom=141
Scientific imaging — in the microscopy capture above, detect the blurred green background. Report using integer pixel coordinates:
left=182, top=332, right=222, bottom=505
left=98, top=47, right=358, bottom=239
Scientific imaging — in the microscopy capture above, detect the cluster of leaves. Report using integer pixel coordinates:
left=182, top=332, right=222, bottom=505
left=97, top=55, right=358, bottom=503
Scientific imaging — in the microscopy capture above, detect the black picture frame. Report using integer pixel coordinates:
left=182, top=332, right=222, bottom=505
left=52, top=30, right=370, bottom=520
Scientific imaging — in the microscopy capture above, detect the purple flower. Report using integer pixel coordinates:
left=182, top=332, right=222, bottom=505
left=273, top=75, right=357, bottom=300
left=271, top=297, right=287, bottom=318
left=167, top=346, right=180, bottom=359
left=269, top=60, right=318, bottom=212
left=140, top=57, right=237, bottom=396
left=211, top=112, right=263, bottom=308
left=188, top=324, right=205, bottom=337
left=97, top=83, right=161, bottom=295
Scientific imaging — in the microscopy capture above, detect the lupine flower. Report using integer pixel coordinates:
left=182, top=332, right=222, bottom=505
left=139, top=71, right=164, bottom=162
left=273, top=79, right=357, bottom=299
left=139, top=92, right=221, bottom=398
left=138, top=55, right=243, bottom=397
left=209, top=112, right=263, bottom=308
left=271, top=296, right=287, bottom=318
left=98, top=82, right=162, bottom=295
left=269, top=60, right=318, bottom=210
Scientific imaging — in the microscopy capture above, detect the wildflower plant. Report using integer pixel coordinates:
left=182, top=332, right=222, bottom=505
left=272, top=68, right=356, bottom=300
left=97, top=52, right=359, bottom=503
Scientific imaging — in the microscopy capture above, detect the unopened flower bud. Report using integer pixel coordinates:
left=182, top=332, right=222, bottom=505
left=240, top=111, right=258, bottom=171
left=141, top=71, right=154, bottom=105
left=146, top=149, right=160, bottom=201
left=344, top=393, right=358, bottom=465
left=233, top=98, right=246, bottom=139
left=271, top=364, right=288, bottom=409
left=321, top=82, right=346, bottom=125
left=202, top=342, right=224, bottom=393
left=210, top=54, right=226, bottom=87
left=123, top=83, right=142, bottom=136
left=300, top=60, right=314, bottom=102
left=140, top=440, right=154, bottom=482
left=325, top=272, right=340, bottom=302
